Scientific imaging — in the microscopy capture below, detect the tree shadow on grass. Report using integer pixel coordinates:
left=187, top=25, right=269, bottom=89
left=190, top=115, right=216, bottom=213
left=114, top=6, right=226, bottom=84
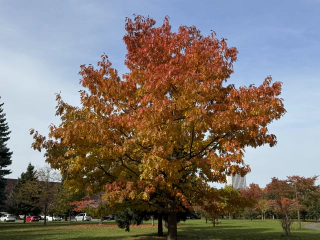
left=74, top=225, right=320, bottom=240
left=176, top=225, right=320, bottom=240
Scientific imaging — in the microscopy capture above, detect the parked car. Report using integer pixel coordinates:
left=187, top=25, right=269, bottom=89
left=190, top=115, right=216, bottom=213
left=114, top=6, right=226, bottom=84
left=103, top=214, right=114, bottom=220
left=46, top=216, right=62, bottom=221
left=26, top=216, right=40, bottom=222
left=75, top=213, right=91, bottom=221
left=0, top=213, right=16, bottom=222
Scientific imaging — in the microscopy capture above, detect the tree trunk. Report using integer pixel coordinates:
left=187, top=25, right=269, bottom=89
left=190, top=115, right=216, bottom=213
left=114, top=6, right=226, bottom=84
left=99, top=217, right=103, bottom=225
left=282, top=214, right=291, bottom=236
left=167, top=211, right=177, bottom=240
left=69, top=209, right=72, bottom=223
left=212, top=218, right=216, bottom=227
left=44, top=202, right=47, bottom=225
left=152, top=215, right=154, bottom=226
left=158, top=215, right=163, bottom=236
left=23, top=214, right=26, bottom=223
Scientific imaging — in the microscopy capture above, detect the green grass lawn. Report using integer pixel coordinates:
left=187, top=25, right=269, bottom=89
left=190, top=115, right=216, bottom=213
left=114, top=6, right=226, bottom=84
left=0, top=219, right=319, bottom=240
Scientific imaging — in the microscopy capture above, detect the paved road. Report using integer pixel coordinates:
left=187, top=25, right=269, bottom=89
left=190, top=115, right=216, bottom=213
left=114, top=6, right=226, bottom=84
left=304, top=223, right=320, bottom=231
left=1, top=218, right=107, bottom=223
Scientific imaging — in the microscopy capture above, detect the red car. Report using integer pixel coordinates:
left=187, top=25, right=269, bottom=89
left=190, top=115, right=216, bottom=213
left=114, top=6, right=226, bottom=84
left=26, top=216, right=40, bottom=222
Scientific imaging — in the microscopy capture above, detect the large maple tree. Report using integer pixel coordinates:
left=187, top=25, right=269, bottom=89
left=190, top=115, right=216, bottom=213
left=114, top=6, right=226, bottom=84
left=31, top=15, right=285, bottom=240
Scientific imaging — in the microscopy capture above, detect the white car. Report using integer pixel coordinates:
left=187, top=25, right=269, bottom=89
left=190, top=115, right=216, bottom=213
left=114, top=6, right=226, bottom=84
left=0, top=213, right=16, bottom=222
left=46, top=216, right=62, bottom=221
left=75, top=213, right=91, bottom=221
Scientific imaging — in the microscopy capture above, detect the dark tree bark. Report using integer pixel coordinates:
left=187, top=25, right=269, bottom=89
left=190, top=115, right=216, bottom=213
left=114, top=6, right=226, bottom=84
left=158, top=214, right=163, bottom=236
left=167, top=211, right=177, bottom=240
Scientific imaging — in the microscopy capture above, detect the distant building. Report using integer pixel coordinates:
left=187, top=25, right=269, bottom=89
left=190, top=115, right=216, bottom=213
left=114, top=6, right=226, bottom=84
left=226, top=174, right=246, bottom=189
left=1, top=179, right=60, bottom=212
left=0, top=179, right=18, bottom=211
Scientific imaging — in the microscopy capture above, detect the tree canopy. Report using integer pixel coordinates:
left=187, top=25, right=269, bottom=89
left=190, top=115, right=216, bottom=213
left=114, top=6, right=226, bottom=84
left=31, top=15, right=286, bottom=240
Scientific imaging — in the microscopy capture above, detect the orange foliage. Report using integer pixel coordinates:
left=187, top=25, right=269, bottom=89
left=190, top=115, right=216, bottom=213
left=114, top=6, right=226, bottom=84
left=30, top=15, right=286, bottom=238
left=240, top=183, right=262, bottom=207
left=268, top=198, right=297, bottom=215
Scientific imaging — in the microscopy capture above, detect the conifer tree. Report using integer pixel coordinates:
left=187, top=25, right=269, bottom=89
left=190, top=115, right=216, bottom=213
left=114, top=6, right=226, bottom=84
left=10, top=163, right=40, bottom=222
left=0, top=97, right=12, bottom=205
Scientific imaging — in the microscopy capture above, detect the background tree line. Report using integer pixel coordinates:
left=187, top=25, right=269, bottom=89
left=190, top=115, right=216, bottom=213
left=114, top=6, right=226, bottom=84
left=3, top=160, right=320, bottom=237
left=4, top=163, right=85, bottom=224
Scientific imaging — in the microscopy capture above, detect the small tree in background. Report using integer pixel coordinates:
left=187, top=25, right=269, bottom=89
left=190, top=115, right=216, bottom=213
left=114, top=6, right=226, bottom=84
left=37, top=165, right=61, bottom=225
left=10, top=163, right=41, bottom=222
left=71, top=194, right=110, bottom=224
left=265, top=177, right=297, bottom=236
left=287, top=175, right=319, bottom=222
left=51, top=175, right=86, bottom=222
left=307, top=202, right=320, bottom=221
left=87, top=193, right=114, bottom=225
left=243, top=207, right=259, bottom=220
left=265, top=175, right=320, bottom=235
left=0, top=97, right=13, bottom=206
left=268, top=198, right=297, bottom=236
left=240, top=183, right=266, bottom=220
left=196, top=186, right=247, bottom=226
left=115, top=208, right=149, bottom=232
left=257, top=199, right=269, bottom=220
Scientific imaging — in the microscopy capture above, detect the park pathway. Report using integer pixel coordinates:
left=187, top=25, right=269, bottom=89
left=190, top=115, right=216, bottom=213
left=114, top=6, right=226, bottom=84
left=304, top=223, right=320, bottom=231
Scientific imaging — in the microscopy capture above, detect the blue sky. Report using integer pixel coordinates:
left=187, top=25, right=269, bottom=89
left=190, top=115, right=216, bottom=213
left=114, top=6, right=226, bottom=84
left=1, top=0, right=319, bottom=188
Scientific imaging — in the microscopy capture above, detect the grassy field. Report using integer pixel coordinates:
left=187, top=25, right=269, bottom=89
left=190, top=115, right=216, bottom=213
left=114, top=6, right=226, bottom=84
left=0, top=219, right=319, bottom=240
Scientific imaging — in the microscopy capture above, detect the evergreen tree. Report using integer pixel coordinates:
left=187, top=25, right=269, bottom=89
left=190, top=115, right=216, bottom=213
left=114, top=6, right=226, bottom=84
left=0, top=97, right=13, bottom=205
left=20, top=163, right=38, bottom=183
left=10, top=163, right=41, bottom=222
left=115, top=208, right=149, bottom=232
